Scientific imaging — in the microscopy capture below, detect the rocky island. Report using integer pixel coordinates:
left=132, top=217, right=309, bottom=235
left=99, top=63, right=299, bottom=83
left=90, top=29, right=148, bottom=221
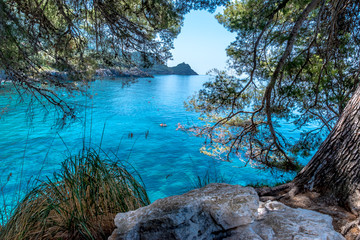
left=143, top=62, right=198, bottom=75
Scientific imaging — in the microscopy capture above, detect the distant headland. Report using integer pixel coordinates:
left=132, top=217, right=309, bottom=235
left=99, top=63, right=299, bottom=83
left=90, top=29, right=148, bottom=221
left=96, top=62, right=198, bottom=78
left=0, top=63, right=198, bottom=81
left=143, top=62, right=198, bottom=75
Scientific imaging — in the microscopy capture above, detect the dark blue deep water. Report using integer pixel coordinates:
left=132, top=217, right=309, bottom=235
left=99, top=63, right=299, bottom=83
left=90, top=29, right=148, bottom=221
left=0, top=75, right=297, bottom=207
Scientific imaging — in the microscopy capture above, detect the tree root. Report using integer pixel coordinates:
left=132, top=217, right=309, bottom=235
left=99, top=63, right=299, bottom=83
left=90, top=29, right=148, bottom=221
left=341, top=217, right=360, bottom=238
left=255, top=182, right=297, bottom=201
left=255, top=182, right=360, bottom=239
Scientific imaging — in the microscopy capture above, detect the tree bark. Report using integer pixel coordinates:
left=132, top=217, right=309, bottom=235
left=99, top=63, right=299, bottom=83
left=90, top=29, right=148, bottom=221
left=294, top=84, right=360, bottom=213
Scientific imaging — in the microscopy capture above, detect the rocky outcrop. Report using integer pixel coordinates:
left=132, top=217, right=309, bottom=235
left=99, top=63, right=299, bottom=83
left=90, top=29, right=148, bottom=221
left=39, top=67, right=152, bottom=80
left=109, top=184, right=258, bottom=240
left=96, top=62, right=198, bottom=78
left=229, top=200, right=344, bottom=240
left=24, top=62, right=196, bottom=82
left=143, top=62, right=198, bottom=75
left=109, top=183, right=344, bottom=240
left=169, top=62, right=198, bottom=75
left=95, top=68, right=152, bottom=78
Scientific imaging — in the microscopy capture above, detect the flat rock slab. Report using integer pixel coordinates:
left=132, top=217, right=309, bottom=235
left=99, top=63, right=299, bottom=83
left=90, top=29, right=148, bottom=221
left=228, top=201, right=345, bottom=240
left=109, top=183, right=344, bottom=240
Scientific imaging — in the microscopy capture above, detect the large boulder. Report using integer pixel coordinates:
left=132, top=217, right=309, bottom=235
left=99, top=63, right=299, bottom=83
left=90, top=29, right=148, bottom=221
left=109, top=183, right=258, bottom=240
left=109, top=183, right=344, bottom=240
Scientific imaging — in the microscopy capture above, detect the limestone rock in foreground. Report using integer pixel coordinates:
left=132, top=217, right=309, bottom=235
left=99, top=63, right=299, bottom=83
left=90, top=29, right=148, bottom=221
left=231, top=200, right=345, bottom=240
left=109, top=183, right=258, bottom=240
left=109, top=183, right=344, bottom=240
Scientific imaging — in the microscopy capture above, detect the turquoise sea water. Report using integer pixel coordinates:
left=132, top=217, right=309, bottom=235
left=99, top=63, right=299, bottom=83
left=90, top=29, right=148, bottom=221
left=0, top=75, right=300, bottom=206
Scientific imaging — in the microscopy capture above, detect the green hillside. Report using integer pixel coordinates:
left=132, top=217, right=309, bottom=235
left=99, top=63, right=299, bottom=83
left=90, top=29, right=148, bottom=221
left=144, top=62, right=198, bottom=75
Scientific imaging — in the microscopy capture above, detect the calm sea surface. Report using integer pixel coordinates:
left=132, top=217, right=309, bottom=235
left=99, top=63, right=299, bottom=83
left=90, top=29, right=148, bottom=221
left=0, top=75, right=300, bottom=205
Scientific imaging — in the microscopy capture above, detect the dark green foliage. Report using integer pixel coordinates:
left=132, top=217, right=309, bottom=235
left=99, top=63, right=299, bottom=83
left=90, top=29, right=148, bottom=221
left=170, top=63, right=198, bottom=75
left=185, top=0, right=360, bottom=171
left=0, top=149, right=149, bottom=240
left=144, top=62, right=198, bottom=75
left=0, top=0, right=228, bottom=119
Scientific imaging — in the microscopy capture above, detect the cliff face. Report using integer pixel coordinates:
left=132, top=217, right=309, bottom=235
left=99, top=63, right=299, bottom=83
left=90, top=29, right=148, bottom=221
left=143, top=62, right=198, bottom=75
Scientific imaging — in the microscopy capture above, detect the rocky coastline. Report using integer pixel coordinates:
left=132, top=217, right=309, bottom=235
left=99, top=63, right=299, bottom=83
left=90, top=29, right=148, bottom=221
left=0, top=62, right=198, bottom=82
left=109, top=183, right=345, bottom=240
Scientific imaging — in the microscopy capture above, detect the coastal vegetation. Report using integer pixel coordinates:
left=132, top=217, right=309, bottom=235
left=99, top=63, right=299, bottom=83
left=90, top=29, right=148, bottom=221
left=0, top=0, right=225, bottom=119
left=91, top=62, right=197, bottom=78
left=1, top=0, right=360, bottom=238
left=0, top=0, right=226, bottom=238
left=186, top=0, right=360, bottom=213
left=0, top=149, right=149, bottom=240
left=144, top=62, right=198, bottom=75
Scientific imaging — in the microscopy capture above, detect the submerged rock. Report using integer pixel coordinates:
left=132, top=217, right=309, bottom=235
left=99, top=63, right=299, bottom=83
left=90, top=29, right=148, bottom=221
left=109, top=183, right=344, bottom=240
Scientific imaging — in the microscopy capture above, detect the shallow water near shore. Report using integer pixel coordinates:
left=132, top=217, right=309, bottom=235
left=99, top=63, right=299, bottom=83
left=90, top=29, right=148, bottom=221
left=0, top=75, right=300, bottom=208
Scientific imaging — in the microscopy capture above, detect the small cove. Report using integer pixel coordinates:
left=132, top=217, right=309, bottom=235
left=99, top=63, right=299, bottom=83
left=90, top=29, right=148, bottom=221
left=0, top=75, right=300, bottom=206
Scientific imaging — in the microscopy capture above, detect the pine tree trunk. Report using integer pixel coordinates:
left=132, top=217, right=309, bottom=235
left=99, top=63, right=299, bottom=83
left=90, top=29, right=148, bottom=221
left=294, top=84, right=360, bottom=213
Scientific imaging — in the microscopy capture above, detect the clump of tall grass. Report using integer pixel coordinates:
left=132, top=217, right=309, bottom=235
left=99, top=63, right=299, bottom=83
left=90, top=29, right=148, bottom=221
left=0, top=149, right=149, bottom=240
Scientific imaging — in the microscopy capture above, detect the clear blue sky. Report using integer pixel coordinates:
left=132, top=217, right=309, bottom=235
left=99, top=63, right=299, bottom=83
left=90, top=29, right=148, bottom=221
left=167, top=9, right=236, bottom=75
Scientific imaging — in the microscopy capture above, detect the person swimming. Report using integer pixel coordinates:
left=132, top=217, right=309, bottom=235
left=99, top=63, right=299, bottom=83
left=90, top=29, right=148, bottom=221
left=160, top=123, right=167, bottom=127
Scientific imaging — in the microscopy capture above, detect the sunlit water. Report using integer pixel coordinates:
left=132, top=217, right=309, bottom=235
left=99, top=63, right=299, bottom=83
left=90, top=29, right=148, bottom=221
left=0, top=75, right=303, bottom=208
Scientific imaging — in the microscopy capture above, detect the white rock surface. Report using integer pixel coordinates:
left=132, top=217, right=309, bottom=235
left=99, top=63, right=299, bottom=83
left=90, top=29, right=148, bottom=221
left=109, top=183, right=345, bottom=240
left=227, top=200, right=344, bottom=240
